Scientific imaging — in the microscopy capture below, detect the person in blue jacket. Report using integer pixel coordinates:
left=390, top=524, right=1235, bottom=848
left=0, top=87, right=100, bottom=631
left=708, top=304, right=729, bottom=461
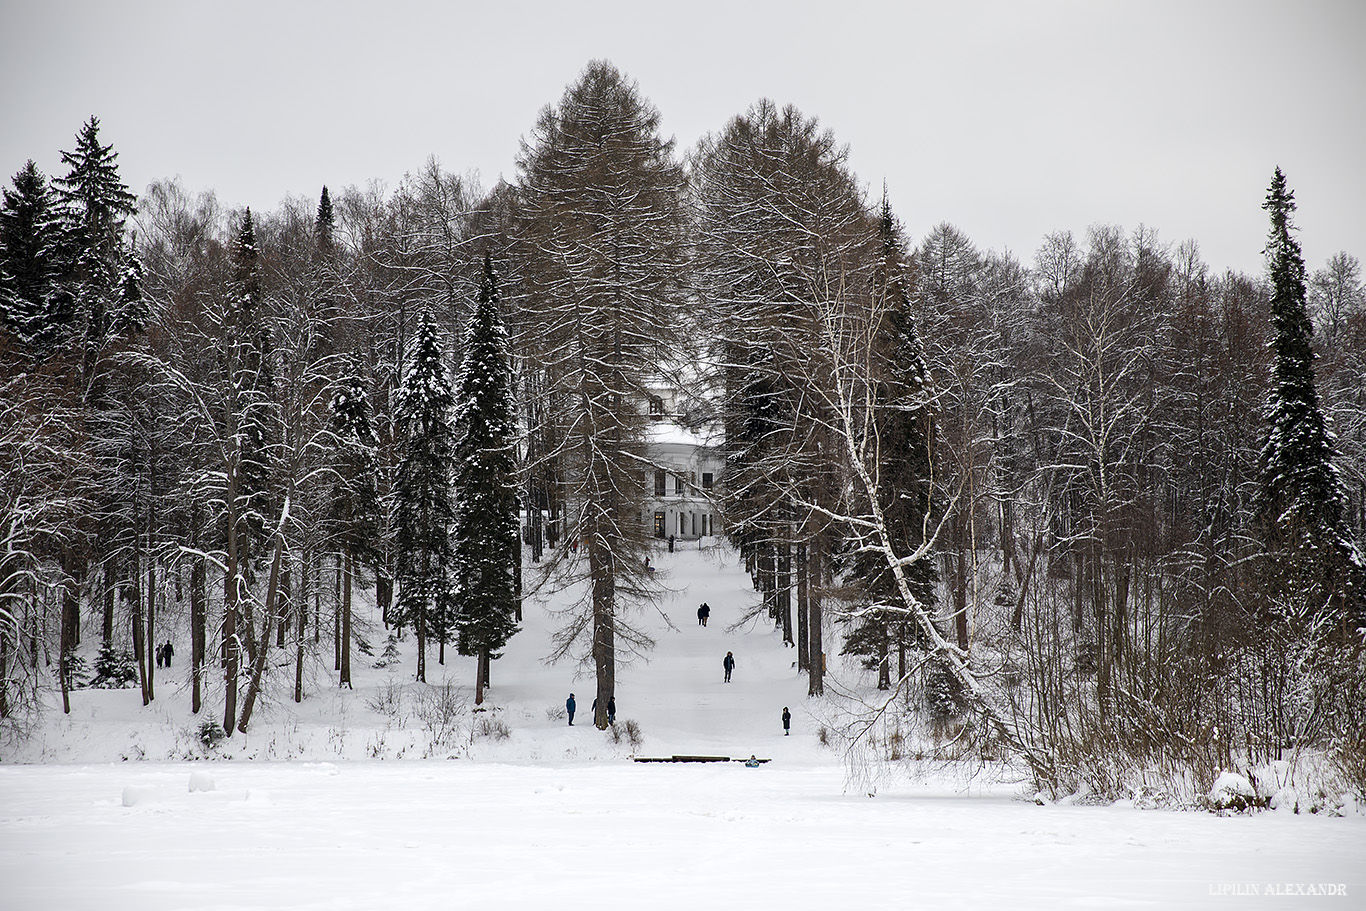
left=566, top=693, right=576, bottom=725
left=723, top=651, right=735, bottom=682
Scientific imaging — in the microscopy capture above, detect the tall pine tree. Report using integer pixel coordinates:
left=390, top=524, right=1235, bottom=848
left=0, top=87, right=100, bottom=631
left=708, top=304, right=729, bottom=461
left=53, top=116, right=137, bottom=380
left=394, top=312, right=457, bottom=683
left=0, top=161, right=65, bottom=348
left=1257, top=167, right=1364, bottom=628
left=452, top=256, right=520, bottom=705
left=329, top=371, right=379, bottom=689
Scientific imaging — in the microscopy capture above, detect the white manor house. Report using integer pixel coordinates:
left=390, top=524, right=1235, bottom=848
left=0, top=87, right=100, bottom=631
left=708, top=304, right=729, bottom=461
left=642, top=384, right=723, bottom=543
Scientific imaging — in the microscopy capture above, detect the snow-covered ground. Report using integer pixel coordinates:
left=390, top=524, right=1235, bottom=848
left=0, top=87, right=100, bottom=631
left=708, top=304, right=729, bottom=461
left=2, top=544, right=1362, bottom=908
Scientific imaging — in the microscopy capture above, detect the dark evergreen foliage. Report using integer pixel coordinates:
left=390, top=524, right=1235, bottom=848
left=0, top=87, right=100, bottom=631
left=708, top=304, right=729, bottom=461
left=452, top=257, right=521, bottom=682
left=315, top=185, right=335, bottom=254
left=227, top=208, right=277, bottom=562
left=329, top=371, right=380, bottom=564
left=53, top=116, right=137, bottom=365
left=1257, top=168, right=1364, bottom=622
left=393, top=312, right=458, bottom=682
left=0, top=160, right=66, bottom=347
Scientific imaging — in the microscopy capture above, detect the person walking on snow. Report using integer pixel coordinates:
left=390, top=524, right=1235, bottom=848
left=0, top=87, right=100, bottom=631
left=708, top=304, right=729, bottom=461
left=697, top=602, right=710, bottom=627
left=723, top=651, right=735, bottom=683
left=566, top=693, right=576, bottom=725
left=782, top=707, right=791, bottom=735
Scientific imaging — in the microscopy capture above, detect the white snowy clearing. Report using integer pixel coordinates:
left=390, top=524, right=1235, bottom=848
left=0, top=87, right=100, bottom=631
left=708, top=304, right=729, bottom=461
left=2, top=544, right=1362, bottom=909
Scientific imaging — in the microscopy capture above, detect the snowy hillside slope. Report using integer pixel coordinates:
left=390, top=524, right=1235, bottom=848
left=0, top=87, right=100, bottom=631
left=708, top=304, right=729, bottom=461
left=7, top=542, right=830, bottom=765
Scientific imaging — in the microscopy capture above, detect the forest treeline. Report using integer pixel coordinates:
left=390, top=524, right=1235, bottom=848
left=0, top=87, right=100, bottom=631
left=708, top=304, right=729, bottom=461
left=2, top=61, right=1363, bottom=799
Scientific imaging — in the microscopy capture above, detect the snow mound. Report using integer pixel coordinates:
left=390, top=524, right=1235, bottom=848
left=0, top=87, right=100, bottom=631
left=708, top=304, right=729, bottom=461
left=1208, top=771, right=1259, bottom=811
left=188, top=771, right=215, bottom=793
left=121, top=785, right=160, bottom=807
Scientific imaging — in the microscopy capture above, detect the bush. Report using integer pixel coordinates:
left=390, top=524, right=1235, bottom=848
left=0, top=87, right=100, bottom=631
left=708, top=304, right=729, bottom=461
left=474, top=715, right=511, bottom=741
left=365, top=680, right=406, bottom=726
left=608, top=719, right=644, bottom=751
left=924, top=658, right=967, bottom=736
left=89, top=643, right=139, bottom=689
left=413, top=681, right=465, bottom=751
left=198, top=721, right=226, bottom=751
left=64, top=653, right=90, bottom=689
left=373, top=634, right=401, bottom=669
left=1208, top=771, right=1267, bottom=812
left=1329, top=733, right=1366, bottom=801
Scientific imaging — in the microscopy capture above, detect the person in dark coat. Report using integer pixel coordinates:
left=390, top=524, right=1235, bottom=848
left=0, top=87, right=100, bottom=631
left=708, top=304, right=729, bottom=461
left=782, top=706, right=791, bottom=735
left=607, top=696, right=616, bottom=725
left=566, top=693, right=576, bottom=725
left=162, top=641, right=174, bottom=667
left=723, top=651, right=735, bottom=683
left=155, top=644, right=164, bottom=669
left=697, top=603, right=710, bottom=627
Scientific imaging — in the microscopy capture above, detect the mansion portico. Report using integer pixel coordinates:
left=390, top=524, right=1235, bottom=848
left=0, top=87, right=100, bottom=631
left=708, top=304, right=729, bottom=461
left=644, top=417, right=722, bottom=541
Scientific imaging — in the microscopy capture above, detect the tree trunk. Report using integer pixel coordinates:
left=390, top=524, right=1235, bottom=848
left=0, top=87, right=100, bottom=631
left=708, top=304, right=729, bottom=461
left=877, top=624, right=891, bottom=690
left=777, top=536, right=792, bottom=645
left=376, top=571, right=392, bottom=628
left=222, top=491, right=241, bottom=737
left=102, top=561, right=115, bottom=648
left=951, top=522, right=970, bottom=652
left=590, top=527, right=615, bottom=730
left=191, top=549, right=206, bottom=714
left=59, top=550, right=77, bottom=715
left=796, top=542, right=809, bottom=673
left=333, top=554, right=341, bottom=671
left=760, top=542, right=776, bottom=621
left=295, top=549, right=308, bottom=703
left=128, top=548, right=149, bottom=707
left=475, top=650, right=487, bottom=705
left=808, top=533, right=824, bottom=696
left=340, top=549, right=352, bottom=689
left=415, top=618, right=427, bottom=683
left=0, top=622, right=9, bottom=718
left=313, top=552, right=322, bottom=644
left=276, top=561, right=290, bottom=648
left=145, top=554, right=156, bottom=703
left=236, top=520, right=288, bottom=733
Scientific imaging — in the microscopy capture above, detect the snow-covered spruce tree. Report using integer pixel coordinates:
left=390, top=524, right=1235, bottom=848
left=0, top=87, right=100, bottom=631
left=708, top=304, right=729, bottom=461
left=53, top=116, right=137, bottom=384
left=329, top=370, right=380, bottom=690
left=315, top=185, right=336, bottom=258
left=0, top=161, right=66, bottom=350
left=218, top=207, right=281, bottom=734
left=452, top=256, right=520, bottom=705
left=514, top=60, right=687, bottom=729
left=393, top=312, right=457, bottom=683
left=1256, top=168, right=1364, bottom=633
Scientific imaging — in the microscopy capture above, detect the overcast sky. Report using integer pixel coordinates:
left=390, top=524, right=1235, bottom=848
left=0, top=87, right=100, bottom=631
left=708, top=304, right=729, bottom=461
left=3, top=0, right=1362, bottom=276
